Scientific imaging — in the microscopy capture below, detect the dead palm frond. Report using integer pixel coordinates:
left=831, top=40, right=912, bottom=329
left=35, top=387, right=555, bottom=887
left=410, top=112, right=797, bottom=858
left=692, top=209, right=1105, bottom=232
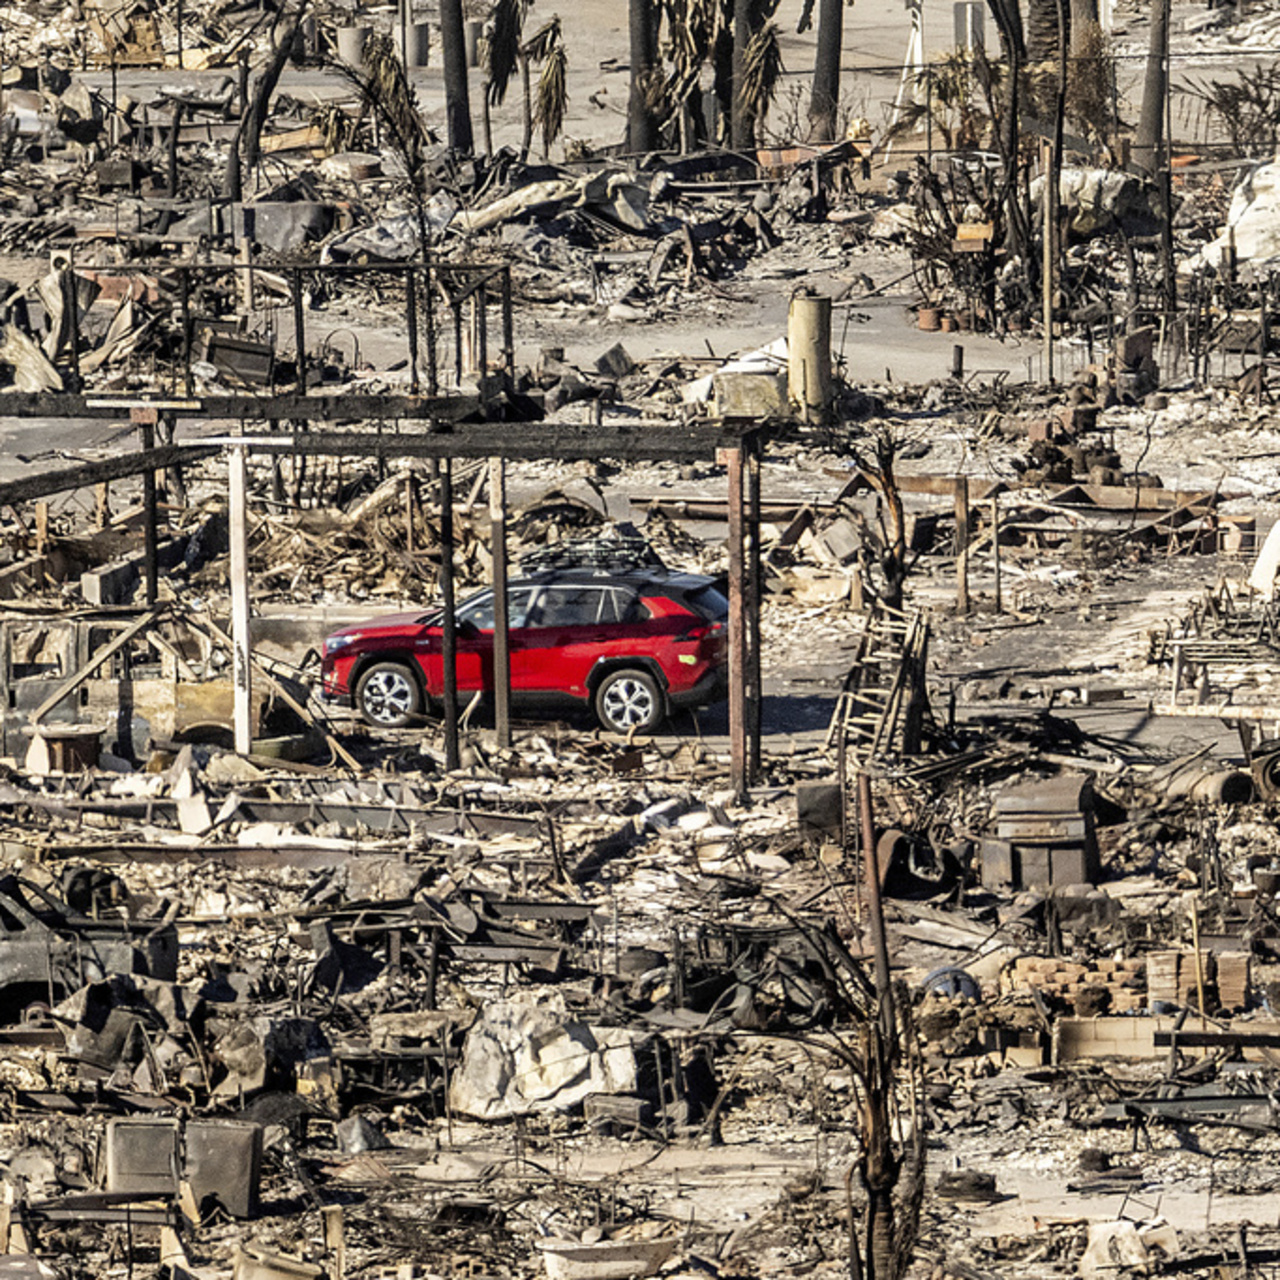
left=485, top=0, right=526, bottom=106
left=522, top=16, right=562, bottom=65
left=737, top=21, right=783, bottom=122
left=662, top=0, right=722, bottom=74
left=534, top=43, right=568, bottom=156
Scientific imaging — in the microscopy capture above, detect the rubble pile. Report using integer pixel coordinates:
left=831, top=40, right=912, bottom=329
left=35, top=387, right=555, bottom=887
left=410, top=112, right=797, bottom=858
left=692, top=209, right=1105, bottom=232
left=6, top=0, right=1280, bottom=1277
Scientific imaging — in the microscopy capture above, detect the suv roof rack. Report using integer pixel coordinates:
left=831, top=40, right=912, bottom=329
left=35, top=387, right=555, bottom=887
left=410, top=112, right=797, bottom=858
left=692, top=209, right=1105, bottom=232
left=517, top=536, right=668, bottom=576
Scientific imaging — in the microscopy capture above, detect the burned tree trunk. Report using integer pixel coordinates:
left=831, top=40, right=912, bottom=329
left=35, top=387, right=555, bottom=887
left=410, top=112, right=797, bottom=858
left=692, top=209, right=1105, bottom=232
left=628, top=0, right=660, bottom=152
left=808, top=0, right=844, bottom=142
left=242, top=3, right=307, bottom=172
left=439, top=0, right=474, bottom=154
left=982, top=0, right=1028, bottom=261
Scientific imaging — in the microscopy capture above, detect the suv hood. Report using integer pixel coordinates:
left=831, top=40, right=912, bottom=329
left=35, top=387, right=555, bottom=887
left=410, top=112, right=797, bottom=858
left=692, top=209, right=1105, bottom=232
left=328, top=611, right=430, bottom=639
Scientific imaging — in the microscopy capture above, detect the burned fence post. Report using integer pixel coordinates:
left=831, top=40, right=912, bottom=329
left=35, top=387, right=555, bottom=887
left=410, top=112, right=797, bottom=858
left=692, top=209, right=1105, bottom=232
left=407, top=266, right=420, bottom=396
left=440, top=457, right=460, bottom=771
left=748, top=444, right=763, bottom=780
left=726, top=444, right=748, bottom=800
left=425, top=256, right=439, bottom=398
left=490, top=456, right=512, bottom=750
left=132, top=407, right=159, bottom=606
left=954, top=476, right=970, bottom=614
left=159, top=411, right=186, bottom=507
left=500, top=267, right=514, bottom=385
left=991, top=496, right=1002, bottom=614
left=292, top=268, right=307, bottom=395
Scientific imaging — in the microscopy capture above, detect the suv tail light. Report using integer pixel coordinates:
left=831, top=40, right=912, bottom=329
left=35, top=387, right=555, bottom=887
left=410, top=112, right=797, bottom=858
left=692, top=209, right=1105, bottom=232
left=677, top=621, right=725, bottom=642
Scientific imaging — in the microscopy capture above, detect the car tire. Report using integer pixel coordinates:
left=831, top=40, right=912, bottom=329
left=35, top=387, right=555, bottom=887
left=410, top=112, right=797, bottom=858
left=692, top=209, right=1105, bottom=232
left=355, top=662, right=422, bottom=729
left=594, top=669, right=663, bottom=733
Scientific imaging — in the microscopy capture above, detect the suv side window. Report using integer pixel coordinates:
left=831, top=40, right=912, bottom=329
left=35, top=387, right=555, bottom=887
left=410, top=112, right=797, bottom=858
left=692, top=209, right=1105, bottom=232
left=617, top=590, right=648, bottom=623
left=527, top=586, right=603, bottom=628
left=457, top=588, right=533, bottom=630
left=598, top=588, right=644, bottom=624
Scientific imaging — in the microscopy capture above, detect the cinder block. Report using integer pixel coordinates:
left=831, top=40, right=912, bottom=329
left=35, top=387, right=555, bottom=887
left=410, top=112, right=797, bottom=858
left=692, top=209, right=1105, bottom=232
left=713, top=371, right=788, bottom=418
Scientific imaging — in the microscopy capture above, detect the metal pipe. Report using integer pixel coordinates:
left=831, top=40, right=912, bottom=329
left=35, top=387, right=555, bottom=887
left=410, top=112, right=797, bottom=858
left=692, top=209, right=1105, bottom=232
left=858, top=770, right=894, bottom=1031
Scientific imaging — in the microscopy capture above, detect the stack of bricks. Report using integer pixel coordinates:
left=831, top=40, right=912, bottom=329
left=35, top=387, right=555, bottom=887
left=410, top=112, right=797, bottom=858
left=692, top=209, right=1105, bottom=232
left=1216, top=952, right=1252, bottom=1011
left=1147, top=950, right=1209, bottom=1006
left=1010, top=956, right=1147, bottom=1013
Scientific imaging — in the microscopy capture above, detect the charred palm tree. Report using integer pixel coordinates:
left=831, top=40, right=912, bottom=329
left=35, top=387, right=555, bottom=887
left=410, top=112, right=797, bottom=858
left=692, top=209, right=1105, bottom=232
left=630, top=0, right=661, bottom=151
left=439, top=0, right=474, bottom=153
left=482, top=3, right=568, bottom=160
left=731, top=0, right=782, bottom=149
left=803, top=0, right=845, bottom=142
left=482, top=0, right=527, bottom=154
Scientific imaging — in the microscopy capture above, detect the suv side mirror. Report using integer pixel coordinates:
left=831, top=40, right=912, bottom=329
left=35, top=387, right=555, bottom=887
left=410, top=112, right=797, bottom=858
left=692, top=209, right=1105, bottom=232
left=457, top=619, right=480, bottom=639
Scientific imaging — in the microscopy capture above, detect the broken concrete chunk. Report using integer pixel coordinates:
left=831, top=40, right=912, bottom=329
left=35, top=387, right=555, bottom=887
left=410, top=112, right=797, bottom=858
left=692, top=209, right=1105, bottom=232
left=448, top=999, right=641, bottom=1120
left=595, top=342, right=635, bottom=379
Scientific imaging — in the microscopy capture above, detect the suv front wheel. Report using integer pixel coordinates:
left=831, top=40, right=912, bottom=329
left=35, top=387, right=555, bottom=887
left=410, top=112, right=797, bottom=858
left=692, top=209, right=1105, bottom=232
left=356, top=662, right=422, bottom=728
left=594, top=669, right=662, bottom=734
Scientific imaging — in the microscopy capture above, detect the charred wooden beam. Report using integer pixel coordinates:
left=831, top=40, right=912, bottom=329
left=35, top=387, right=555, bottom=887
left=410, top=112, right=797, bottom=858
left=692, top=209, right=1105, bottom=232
left=0, top=446, right=216, bottom=507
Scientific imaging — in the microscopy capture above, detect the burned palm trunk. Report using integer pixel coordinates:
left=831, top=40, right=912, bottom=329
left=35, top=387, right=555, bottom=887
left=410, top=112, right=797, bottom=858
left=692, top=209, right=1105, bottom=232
left=1134, top=0, right=1169, bottom=178
left=439, top=0, right=474, bottom=154
left=731, top=0, right=754, bottom=150
left=1135, top=0, right=1175, bottom=316
left=629, top=0, right=660, bottom=152
left=808, top=0, right=844, bottom=143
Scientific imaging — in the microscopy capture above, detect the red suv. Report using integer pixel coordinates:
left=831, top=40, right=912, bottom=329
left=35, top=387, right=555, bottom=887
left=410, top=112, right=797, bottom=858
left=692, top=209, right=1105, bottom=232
left=320, top=566, right=729, bottom=733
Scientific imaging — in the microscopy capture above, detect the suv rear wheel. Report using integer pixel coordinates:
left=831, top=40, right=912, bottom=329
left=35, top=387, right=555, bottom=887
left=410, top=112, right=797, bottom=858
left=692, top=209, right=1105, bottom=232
left=595, top=669, right=662, bottom=733
left=356, top=662, right=422, bottom=728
